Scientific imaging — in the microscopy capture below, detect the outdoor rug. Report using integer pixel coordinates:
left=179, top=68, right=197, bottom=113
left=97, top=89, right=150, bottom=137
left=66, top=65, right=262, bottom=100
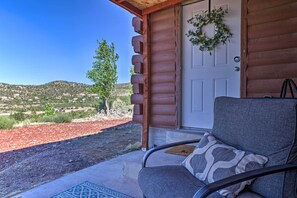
left=165, top=145, right=196, bottom=156
left=51, top=181, right=133, bottom=198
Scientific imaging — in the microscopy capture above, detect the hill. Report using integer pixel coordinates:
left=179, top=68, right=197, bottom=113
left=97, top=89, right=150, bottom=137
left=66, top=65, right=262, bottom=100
left=0, top=81, right=130, bottom=113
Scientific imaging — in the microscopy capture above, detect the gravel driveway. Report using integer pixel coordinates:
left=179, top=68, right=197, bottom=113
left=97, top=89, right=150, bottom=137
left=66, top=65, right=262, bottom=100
left=0, top=119, right=141, bottom=197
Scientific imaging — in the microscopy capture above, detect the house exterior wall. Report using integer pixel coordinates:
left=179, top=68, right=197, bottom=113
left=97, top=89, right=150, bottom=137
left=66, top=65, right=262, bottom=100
left=241, top=0, right=297, bottom=97
left=130, top=0, right=297, bottom=148
left=131, top=6, right=181, bottom=130
left=149, top=6, right=181, bottom=128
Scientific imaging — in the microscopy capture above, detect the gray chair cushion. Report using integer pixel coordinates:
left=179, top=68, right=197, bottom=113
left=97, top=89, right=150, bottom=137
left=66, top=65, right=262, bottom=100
left=138, top=165, right=221, bottom=198
left=212, top=97, right=297, bottom=198
left=138, top=165, right=262, bottom=198
left=237, top=191, right=263, bottom=198
left=182, top=132, right=268, bottom=197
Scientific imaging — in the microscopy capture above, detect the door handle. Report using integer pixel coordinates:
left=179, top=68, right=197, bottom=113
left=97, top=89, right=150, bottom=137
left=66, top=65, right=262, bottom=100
left=234, top=66, right=240, bottom=72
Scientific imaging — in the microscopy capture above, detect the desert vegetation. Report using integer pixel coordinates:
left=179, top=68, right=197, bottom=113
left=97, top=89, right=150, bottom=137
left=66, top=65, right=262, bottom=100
left=0, top=81, right=132, bottom=129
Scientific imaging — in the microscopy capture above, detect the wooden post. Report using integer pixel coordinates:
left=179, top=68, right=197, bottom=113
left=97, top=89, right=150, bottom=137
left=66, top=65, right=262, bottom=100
left=142, top=14, right=151, bottom=150
left=174, top=5, right=181, bottom=128
left=241, top=0, right=248, bottom=98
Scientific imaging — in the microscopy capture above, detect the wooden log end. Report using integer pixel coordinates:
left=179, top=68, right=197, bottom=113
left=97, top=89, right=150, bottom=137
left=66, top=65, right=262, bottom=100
left=132, top=17, right=143, bottom=34
left=131, top=94, right=144, bottom=104
left=133, top=114, right=143, bottom=123
left=131, top=74, right=144, bottom=84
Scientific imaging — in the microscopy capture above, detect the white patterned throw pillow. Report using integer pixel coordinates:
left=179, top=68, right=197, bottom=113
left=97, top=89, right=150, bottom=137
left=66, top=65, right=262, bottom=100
left=182, top=133, right=268, bottom=197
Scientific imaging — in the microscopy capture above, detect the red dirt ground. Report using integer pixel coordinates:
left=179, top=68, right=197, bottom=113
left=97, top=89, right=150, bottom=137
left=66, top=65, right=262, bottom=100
left=0, top=118, right=131, bottom=153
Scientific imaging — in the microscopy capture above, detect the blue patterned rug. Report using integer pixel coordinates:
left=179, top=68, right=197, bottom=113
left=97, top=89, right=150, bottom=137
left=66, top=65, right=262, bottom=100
left=51, top=181, right=133, bottom=198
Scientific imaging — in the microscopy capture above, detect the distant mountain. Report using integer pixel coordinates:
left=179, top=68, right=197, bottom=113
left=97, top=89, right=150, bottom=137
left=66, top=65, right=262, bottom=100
left=0, top=81, right=130, bottom=112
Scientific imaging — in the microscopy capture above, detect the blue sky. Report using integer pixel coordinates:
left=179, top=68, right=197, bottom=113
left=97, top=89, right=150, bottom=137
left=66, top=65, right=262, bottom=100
left=0, top=0, right=135, bottom=85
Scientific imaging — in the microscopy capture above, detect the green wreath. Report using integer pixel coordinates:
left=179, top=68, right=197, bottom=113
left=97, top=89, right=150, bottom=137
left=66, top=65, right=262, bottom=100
left=186, top=7, right=232, bottom=52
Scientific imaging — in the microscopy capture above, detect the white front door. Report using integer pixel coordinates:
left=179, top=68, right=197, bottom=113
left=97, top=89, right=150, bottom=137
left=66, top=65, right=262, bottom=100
left=182, top=0, right=241, bottom=129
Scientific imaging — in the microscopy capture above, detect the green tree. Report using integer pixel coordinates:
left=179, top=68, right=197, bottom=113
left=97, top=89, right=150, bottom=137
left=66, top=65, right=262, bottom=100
left=87, top=39, right=119, bottom=115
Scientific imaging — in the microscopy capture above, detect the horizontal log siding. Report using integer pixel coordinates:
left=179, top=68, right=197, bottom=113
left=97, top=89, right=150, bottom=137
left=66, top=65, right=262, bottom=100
left=151, top=94, right=176, bottom=104
left=243, top=0, right=297, bottom=97
left=149, top=7, right=179, bottom=128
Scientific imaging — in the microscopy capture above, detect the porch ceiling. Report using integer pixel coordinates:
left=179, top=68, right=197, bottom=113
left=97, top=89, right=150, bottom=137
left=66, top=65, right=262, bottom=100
left=126, top=0, right=168, bottom=9
left=110, top=0, right=186, bottom=18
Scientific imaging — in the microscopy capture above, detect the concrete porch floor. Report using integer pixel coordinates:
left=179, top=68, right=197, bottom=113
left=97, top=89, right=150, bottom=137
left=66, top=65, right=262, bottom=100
left=13, top=150, right=186, bottom=198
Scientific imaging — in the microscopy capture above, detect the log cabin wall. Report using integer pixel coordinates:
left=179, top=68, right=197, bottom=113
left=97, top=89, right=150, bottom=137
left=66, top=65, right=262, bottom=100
left=131, top=6, right=181, bottom=131
left=242, top=0, right=297, bottom=97
left=149, top=6, right=181, bottom=128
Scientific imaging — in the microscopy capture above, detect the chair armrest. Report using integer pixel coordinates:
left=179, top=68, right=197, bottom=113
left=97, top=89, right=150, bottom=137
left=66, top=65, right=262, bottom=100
left=142, top=139, right=200, bottom=168
left=193, top=164, right=297, bottom=198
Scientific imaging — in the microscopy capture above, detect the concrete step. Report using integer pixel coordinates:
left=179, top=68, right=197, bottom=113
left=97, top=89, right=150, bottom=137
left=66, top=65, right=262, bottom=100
left=122, top=160, right=142, bottom=180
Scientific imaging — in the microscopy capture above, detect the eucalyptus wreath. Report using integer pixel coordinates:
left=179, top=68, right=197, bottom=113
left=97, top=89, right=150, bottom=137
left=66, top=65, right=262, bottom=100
left=186, top=7, right=232, bottom=52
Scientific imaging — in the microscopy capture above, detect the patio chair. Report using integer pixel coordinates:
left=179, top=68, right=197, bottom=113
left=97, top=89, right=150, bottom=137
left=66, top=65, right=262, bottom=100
left=138, top=97, right=297, bottom=198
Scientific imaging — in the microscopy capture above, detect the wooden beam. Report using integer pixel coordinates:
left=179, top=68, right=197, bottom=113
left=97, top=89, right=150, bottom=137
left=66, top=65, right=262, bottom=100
left=110, top=0, right=142, bottom=18
left=143, top=0, right=187, bottom=15
left=151, top=61, right=175, bottom=73
left=151, top=104, right=176, bottom=115
left=241, top=0, right=248, bottom=98
left=142, top=14, right=151, bottom=150
left=151, top=115, right=177, bottom=127
left=111, top=0, right=187, bottom=18
left=151, top=72, right=176, bottom=84
left=151, top=83, right=175, bottom=94
left=151, top=94, right=176, bottom=105
left=174, top=5, right=181, bottom=128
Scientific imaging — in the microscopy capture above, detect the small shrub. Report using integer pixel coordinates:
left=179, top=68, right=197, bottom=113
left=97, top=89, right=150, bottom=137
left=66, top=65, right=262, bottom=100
left=86, top=109, right=97, bottom=117
left=0, top=116, right=15, bottom=129
left=38, top=115, right=55, bottom=123
left=118, top=95, right=131, bottom=105
left=12, top=107, right=27, bottom=112
left=10, top=112, right=26, bottom=121
left=112, top=99, right=126, bottom=109
left=29, top=110, right=40, bottom=122
left=68, top=110, right=96, bottom=119
left=38, top=114, right=72, bottom=123
left=53, top=114, right=72, bottom=123
left=44, top=103, right=55, bottom=116
left=18, top=120, right=31, bottom=128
